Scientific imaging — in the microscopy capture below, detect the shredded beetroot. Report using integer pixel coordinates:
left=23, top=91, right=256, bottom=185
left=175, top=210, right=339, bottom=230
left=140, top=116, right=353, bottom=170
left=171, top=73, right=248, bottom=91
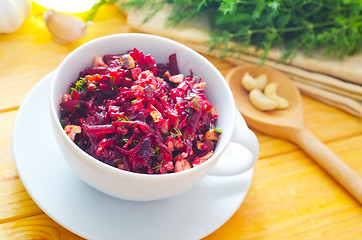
left=60, top=48, right=221, bottom=174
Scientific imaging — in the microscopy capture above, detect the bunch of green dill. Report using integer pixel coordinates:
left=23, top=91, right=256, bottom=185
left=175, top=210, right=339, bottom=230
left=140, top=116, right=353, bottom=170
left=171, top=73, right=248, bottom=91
left=89, top=0, right=362, bottom=62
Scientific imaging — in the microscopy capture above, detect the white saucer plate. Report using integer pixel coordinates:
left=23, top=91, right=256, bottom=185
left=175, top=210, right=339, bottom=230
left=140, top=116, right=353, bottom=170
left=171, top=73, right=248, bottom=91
left=12, top=71, right=254, bottom=240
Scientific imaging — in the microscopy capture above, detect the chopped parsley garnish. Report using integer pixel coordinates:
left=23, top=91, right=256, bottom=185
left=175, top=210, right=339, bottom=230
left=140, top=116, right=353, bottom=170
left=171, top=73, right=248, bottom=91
left=117, top=116, right=130, bottom=122
left=171, top=127, right=182, bottom=136
left=214, top=127, right=222, bottom=134
left=75, top=78, right=86, bottom=91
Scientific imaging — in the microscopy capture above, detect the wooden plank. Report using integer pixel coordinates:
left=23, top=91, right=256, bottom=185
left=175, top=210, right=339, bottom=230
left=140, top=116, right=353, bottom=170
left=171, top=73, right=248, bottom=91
left=0, top=111, right=17, bottom=168
left=0, top=214, right=83, bottom=239
left=0, top=111, right=43, bottom=223
left=303, top=96, right=362, bottom=141
left=205, top=135, right=362, bottom=239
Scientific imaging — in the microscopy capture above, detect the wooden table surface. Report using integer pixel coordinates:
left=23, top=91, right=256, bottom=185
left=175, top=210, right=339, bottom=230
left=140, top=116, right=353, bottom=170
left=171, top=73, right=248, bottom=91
left=1, top=3, right=361, bottom=240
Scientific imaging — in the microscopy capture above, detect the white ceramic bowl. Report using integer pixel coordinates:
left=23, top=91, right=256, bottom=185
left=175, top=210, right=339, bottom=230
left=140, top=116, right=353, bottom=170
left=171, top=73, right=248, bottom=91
left=49, top=33, right=259, bottom=201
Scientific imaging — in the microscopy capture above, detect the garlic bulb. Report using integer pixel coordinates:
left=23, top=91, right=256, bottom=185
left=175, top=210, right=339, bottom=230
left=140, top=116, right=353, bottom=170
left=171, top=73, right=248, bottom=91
left=0, top=0, right=31, bottom=33
left=43, top=9, right=88, bottom=44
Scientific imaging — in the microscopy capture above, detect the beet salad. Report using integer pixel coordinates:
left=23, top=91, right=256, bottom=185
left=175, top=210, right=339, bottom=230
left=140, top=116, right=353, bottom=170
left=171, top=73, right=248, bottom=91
left=60, top=48, right=221, bottom=174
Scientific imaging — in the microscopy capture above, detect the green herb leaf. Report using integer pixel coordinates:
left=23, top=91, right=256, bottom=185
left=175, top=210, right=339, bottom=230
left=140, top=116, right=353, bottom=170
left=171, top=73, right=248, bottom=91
left=193, top=96, right=199, bottom=108
left=170, top=127, right=182, bottom=136
left=214, top=127, right=222, bottom=134
left=86, top=0, right=119, bottom=21
left=117, top=116, right=129, bottom=122
left=60, top=119, right=66, bottom=127
left=77, top=78, right=86, bottom=90
left=107, top=0, right=362, bottom=62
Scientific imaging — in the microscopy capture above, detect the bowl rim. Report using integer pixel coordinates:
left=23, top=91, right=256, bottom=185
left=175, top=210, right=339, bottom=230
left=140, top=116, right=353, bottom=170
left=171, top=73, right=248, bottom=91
left=49, top=33, right=236, bottom=179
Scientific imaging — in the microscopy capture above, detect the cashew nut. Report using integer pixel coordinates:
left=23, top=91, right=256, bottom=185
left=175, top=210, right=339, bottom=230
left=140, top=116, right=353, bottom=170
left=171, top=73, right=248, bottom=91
left=249, top=89, right=278, bottom=111
left=64, top=125, right=81, bottom=141
left=241, top=72, right=268, bottom=91
left=264, top=82, right=289, bottom=109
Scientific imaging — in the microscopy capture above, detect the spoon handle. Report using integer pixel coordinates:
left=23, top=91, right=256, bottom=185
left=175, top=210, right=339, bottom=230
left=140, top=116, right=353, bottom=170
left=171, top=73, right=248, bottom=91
left=292, top=127, right=362, bottom=204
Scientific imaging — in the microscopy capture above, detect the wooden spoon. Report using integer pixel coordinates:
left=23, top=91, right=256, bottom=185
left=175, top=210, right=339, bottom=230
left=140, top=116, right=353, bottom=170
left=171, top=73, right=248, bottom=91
left=226, top=64, right=362, bottom=204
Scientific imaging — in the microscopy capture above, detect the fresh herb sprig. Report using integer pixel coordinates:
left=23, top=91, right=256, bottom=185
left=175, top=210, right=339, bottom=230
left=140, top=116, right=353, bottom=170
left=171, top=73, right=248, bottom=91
left=88, top=0, right=362, bottom=62
left=87, top=0, right=119, bottom=21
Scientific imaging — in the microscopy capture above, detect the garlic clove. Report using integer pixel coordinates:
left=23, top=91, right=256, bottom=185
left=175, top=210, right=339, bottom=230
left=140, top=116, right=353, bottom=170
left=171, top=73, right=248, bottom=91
left=43, top=9, right=88, bottom=44
left=241, top=72, right=268, bottom=91
left=264, top=82, right=289, bottom=109
left=249, top=88, right=278, bottom=111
